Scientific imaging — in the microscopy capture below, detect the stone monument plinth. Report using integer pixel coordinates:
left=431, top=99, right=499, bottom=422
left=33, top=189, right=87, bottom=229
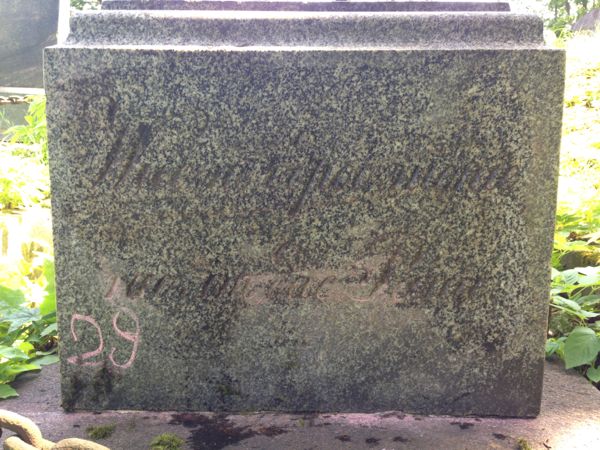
left=45, top=1, right=564, bottom=416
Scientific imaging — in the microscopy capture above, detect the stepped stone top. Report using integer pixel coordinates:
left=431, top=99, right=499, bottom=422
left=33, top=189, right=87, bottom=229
left=66, top=2, right=543, bottom=48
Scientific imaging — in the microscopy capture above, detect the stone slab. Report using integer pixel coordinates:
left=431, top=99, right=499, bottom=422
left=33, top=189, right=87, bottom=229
left=101, top=0, right=511, bottom=12
left=1, top=360, right=599, bottom=450
left=45, top=9, right=564, bottom=416
left=0, top=0, right=60, bottom=88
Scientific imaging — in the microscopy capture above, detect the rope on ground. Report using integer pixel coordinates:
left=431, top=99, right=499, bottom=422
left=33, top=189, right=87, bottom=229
left=0, top=410, right=109, bottom=450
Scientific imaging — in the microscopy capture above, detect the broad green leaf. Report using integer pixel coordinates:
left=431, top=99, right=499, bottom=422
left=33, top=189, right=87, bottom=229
left=0, top=363, right=41, bottom=382
left=578, top=310, right=600, bottom=319
left=559, top=269, right=581, bottom=286
left=553, top=298, right=581, bottom=311
left=30, top=355, right=58, bottom=366
left=0, top=286, right=25, bottom=309
left=546, top=339, right=561, bottom=357
left=40, top=323, right=57, bottom=337
left=587, top=365, right=600, bottom=383
left=551, top=298, right=599, bottom=320
left=3, top=308, right=41, bottom=333
left=551, top=268, right=561, bottom=280
left=0, top=346, right=29, bottom=361
left=564, top=327, right=600, bottom=369
left=0, top=384, right=18, bottom=399
left=18, top=342, right=34, bottom=355
left=577, top=274, right=600, bottom=286
left=580, top=295, right=600, bottom=307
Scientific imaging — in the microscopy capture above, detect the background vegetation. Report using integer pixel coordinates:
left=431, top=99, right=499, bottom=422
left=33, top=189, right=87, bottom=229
left=545, top=31, right=600, bottom=383
left=546, top=0, right=600, bottom=34
left=0, top=98, right=56, bottom=398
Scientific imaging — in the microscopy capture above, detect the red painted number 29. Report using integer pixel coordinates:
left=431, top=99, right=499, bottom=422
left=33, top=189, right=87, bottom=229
left=67, top=307, right=140, bottom=369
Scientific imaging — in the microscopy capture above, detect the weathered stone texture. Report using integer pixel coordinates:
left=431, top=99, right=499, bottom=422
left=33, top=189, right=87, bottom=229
left=45, top=6, right=564, bottom=416
left=102, top=0, right=511, bottom=12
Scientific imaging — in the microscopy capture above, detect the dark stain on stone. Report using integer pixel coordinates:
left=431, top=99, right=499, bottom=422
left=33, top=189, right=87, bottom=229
left=493, top=433, right=508, bottom=440
left=393, top=435, right=409, bottom=442
left=169, top=413, right=288, bottom=450
left=62, top=373, right=85, bottom=412
left=381, top=412, right=406, bottom=420
left=256, top=426, right=287, bottom=437
left=335, top=435, right=351, bottom=442
left=312, top=422, right=332, bottom=427
left=365, top=437, right=380, bottom=445
left=451, top=421, right=474, bottom=430
left=91, top=363, right=114, bottom=404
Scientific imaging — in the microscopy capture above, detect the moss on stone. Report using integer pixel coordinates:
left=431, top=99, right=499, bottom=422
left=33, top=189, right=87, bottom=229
left=150, top=433, right=185, bottom=450
left=517, top=437, right=533, bottom=450
left=86, top=424, right=116, bottom=439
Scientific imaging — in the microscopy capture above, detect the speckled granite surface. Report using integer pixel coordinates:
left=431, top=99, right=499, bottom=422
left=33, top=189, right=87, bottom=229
left=44, top=6, right=564, bottom=416
left=101, top=0, right=511, bottom=12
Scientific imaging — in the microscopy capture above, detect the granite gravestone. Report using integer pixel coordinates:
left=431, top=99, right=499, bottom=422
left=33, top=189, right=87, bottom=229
left=0, top=0, right=60, bottom=88
left=45, top=1, right=564, bottom=416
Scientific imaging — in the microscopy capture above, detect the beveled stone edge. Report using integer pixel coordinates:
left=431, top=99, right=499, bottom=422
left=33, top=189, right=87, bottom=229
left=65, top=11, right=544, bottom=47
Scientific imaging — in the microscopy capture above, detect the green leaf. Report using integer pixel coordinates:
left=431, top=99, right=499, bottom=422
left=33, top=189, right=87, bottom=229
left=587, top=365, right=600, bottom=383
left=546, top=339, right=561, bottom=357
left=30, top=355, right=58, bottom=366
left=39, top=260, right=56, bottom=316
left=3, top=308, right=41, bottom=333
left=559, top=269, right=580, bottom=286
left=0, top=286, right=25, bottom=309
left=564, top=327, right=600, bottom=369
left=580, top=295, right=600, bottom=307
left=0, top=384, right=18, bottom=399
left=553, top=297, right=581, bottom=311
left=18, top=342, right=34, bottom=356
left=40, top=323, right=57, bottom=337
left=0, top=363, right=41, bottom=382
left=0, top=346, right=29, bottom=361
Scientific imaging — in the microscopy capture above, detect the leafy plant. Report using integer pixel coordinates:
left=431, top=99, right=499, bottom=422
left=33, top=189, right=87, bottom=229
left=0, top=109, right=11, bottom=133
left=0, top=209, right=57, bottom=399
left=547, top=266, right=600, bottom=383
left=70, top=0, right=102, bottom=10
left=0, top=96, right=50, bottom=210
left=0, top=263, right=58, bottom=398
left=546, top=31, right=600, bottom=386
left=3, top=95, right=48, bottom=164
